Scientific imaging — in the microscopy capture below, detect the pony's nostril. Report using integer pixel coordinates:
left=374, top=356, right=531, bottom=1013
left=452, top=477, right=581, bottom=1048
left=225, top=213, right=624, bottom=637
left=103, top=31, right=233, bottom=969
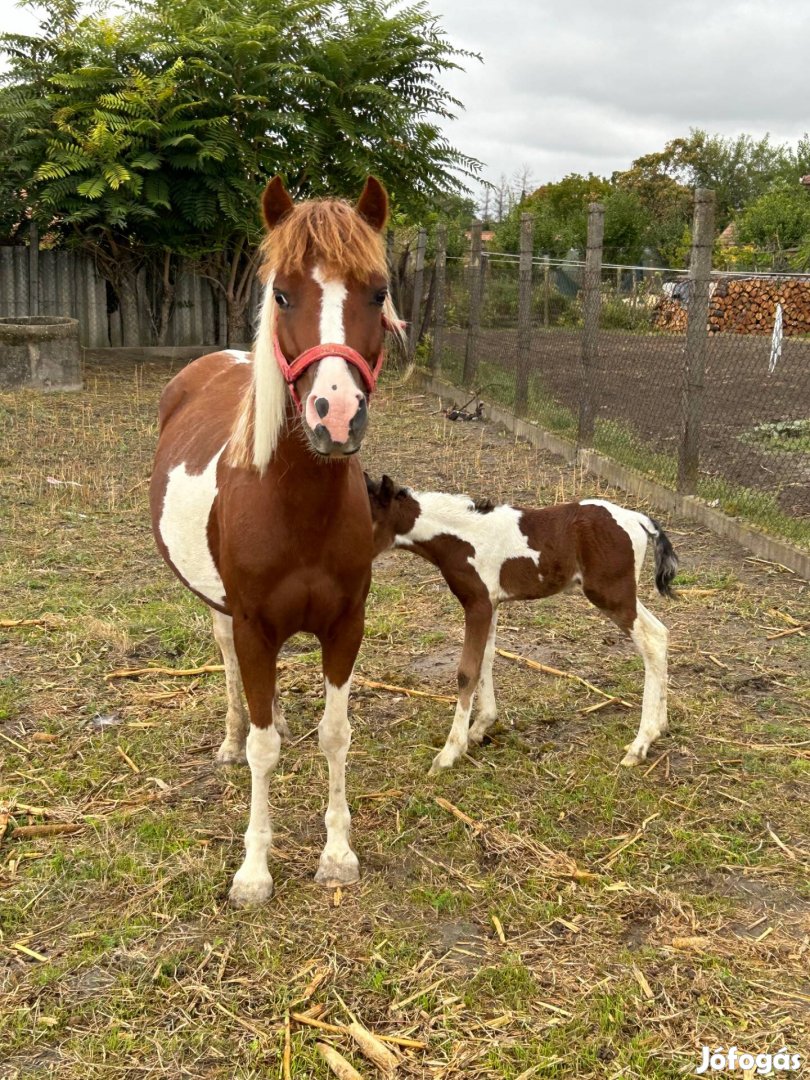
left=314, top=396, right=330, bottom=419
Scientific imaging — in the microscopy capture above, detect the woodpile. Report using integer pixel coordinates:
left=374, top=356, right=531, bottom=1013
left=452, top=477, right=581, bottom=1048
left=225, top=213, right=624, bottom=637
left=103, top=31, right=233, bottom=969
left=654, top=276, right=810, bottom=335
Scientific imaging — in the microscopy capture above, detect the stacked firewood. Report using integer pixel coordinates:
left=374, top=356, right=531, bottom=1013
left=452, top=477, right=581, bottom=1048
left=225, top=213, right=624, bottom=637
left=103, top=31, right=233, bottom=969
left=655, top=276, right=810, bottom=334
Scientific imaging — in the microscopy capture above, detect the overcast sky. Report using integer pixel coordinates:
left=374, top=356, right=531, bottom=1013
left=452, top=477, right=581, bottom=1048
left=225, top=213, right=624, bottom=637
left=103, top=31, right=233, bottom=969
left=4, top=0, right=809, bottom=201
left=428, top=0, right=810, bottom=198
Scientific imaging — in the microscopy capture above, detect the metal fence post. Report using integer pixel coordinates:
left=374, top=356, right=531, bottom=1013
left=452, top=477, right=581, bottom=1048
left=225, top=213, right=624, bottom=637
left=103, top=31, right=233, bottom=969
left=462, top=220, right=484, bottom=384
left=577, top=202, right=604, bottom=446
left=430, top=224, right=447, bottom=373
left=678, top=188, right=715, bottom=494
left=409, top=227, right=426, bottom=359
left=515, top=212, right=534, bottom=415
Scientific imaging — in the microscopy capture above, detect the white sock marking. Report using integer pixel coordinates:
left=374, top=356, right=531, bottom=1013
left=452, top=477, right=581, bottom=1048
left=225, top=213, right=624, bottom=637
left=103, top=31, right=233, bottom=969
left=231, top=723, right=281, bottom=900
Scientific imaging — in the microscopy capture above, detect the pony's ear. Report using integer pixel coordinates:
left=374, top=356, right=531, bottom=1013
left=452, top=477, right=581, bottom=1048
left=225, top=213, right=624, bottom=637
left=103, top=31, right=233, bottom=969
left=356, top=176, right=388, bottom=231
left=364, top=471, right=377, bottom=496
left=262, top=176, right=294, bottom=229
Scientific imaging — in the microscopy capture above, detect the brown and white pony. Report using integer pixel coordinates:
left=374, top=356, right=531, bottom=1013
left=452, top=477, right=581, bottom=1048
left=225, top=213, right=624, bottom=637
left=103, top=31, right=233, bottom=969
left=150, top=177, right=401, bottom=906
left=366, top=475, right=678, bottom=772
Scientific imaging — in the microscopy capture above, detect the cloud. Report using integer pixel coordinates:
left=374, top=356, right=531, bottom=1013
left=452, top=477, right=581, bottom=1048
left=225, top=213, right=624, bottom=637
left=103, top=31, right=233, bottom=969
left=429, top=0, right=810, bottom=188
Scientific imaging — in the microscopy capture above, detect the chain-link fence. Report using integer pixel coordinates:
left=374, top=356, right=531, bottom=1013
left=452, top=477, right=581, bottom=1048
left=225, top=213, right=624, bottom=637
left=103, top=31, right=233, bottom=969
left=415, top=193, right=810, bottom=551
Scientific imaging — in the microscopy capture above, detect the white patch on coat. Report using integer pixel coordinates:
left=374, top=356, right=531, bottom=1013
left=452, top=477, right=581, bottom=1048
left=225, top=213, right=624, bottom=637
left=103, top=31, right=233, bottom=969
left=225, top=349, right=251, bottom=364
left=159, top=445, right=227, bottom=606
left=397, top=492, right=539, bottom=601
left=581, top=499, right=653, bottom=583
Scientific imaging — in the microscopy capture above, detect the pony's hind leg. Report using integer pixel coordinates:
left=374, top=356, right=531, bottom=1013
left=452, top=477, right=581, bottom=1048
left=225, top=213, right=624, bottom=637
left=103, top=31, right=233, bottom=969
left=621, top=601, right=669, bottom=767
left=430, top=600, right=492, bottom=773
left=212, top=611, right=288, bottom=764
left=212, top=611, right=249, bottom=764
left=314, top=619, right=363, bottom=887
left=469, top=609, right=499, bottom=745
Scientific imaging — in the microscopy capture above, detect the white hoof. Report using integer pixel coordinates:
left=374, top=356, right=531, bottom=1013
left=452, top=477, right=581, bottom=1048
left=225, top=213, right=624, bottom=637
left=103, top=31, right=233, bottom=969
left=468, top=719, right=494, bottom=745
left=429, top=747, right=461, bottom=774
left=314, top=850, right=360, bottom=887
left=215, top=739, right=247, bottom=765
left=229, top=871, right=274, bottom=907
left=620, top=742, right=646, bottom=767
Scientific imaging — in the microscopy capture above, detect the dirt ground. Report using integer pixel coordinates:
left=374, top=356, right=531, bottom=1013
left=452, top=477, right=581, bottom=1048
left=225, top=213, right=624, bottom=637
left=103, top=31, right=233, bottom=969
left=1, top=356, right=809, bottom=1079
left=444, top=327, right=810, bottom=521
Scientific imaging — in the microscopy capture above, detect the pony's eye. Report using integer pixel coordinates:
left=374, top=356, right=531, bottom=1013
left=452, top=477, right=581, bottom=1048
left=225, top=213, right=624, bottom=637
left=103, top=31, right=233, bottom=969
left=372, top=289, right=388, bottom=307
left=274, top=290, right=289, bottom=309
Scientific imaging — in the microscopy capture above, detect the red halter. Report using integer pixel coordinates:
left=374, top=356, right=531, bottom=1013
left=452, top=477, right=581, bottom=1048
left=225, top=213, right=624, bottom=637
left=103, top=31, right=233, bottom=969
left=273, top=315, right=402, bottom=411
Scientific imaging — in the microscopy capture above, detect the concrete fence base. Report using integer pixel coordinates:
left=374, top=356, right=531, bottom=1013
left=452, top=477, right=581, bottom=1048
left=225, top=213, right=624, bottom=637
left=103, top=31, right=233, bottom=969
left=416, top=372, right=810, bottom=582
left=0, top=316, right=82, bottom=391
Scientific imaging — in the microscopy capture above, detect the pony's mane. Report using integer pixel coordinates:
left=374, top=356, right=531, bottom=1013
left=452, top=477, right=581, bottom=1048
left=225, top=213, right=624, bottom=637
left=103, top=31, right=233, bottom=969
left=229, top=197, right=399, bottom=473
left=258, top=199, right=388, bottom=283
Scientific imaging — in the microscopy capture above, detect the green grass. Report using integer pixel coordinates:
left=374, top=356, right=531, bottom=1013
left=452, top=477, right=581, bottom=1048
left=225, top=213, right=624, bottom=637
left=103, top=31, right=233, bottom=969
left=1, top=360, right=808, bottom=1078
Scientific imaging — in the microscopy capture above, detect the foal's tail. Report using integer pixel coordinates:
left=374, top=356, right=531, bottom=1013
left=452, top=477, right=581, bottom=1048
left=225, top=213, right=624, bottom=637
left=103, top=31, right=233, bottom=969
left=647, top=518, right=679, bottom=598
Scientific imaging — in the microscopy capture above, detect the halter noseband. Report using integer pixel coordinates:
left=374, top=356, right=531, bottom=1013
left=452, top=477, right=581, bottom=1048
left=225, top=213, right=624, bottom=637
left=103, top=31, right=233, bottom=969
left=273, top=315, right=401, bottom=411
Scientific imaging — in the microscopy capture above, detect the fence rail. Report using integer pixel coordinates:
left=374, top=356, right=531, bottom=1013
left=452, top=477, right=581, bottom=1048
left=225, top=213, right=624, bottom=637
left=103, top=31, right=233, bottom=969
left=413, top=193, right=810, bottom=552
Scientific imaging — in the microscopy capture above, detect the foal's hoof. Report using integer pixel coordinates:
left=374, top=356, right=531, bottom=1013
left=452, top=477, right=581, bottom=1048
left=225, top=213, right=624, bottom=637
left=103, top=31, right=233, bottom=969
left=315, top=850, right=360, bottom=888
left=215, top=739, right=247, bottom=765
left=229, top=872, right=274, bottom=907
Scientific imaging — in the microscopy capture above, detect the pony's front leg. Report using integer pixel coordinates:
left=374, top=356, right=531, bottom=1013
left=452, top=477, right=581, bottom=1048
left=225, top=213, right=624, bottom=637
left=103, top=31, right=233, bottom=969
left=212, top=611, right=249, bottom=764
left=430, top=599, right=492, bottom=774
left=314, top=620, right=363, bottom=887
left=469, top=608, right=499, bottom=745
left=212, top=611, right=289, bottom=765
left=228, top=619, right=281, bottom=906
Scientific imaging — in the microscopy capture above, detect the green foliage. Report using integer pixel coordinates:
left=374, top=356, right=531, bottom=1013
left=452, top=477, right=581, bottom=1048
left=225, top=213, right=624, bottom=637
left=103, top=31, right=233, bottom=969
left=0, top=0, right=480, bottom=335
left=736, top=183, right=810, bottom=253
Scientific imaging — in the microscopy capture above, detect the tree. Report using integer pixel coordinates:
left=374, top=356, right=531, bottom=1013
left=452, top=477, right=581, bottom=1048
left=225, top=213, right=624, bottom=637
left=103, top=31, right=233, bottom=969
left=736, top=183, right=810, bottom=254
left=0, top=0, right=481, bottom=340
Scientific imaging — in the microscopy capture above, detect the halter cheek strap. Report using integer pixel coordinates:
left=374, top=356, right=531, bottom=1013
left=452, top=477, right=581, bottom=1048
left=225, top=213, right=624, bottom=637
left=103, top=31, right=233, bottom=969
left=274, top=314, right=403, bottom=411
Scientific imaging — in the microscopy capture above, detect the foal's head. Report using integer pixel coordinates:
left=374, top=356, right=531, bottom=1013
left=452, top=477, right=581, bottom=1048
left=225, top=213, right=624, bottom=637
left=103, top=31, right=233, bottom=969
left=232, top=176, right=400, bottom=469
left=365, top=473, right=420, bottom=554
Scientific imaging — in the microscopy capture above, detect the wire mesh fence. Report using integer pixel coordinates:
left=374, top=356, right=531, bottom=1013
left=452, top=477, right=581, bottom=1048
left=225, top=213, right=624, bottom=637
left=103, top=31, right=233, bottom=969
left=417, top=194, right=810, bottom=551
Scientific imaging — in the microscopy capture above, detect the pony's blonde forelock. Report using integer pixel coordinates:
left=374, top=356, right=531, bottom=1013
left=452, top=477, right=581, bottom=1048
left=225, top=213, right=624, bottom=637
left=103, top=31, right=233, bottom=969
left=259, top=199, right=388, bottom=283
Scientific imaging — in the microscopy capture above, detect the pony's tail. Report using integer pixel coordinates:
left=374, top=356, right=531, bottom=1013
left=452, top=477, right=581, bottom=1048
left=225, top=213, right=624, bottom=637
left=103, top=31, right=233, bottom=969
left=648, top=518, right=679, bottom=598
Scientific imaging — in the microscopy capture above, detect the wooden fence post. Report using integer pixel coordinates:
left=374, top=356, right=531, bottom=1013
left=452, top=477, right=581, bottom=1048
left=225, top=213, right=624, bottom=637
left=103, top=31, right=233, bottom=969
left=431, top=224, right=447, bottom=372
left=678, top=188, right=715, bottom=494
left=543, top=255, right=550, bottom=328
left=514, top=212, right=534, bottom=415
left=462, top=220, right=484, bottom=384
left=28, top=221, right=39, bottom=316
left=577, top=203, right=604, bottom=446
left=409, top=227, right=426, bottom=358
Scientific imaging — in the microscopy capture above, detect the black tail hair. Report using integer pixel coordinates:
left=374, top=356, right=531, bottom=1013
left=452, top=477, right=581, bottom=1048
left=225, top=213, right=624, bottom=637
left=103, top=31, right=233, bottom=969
left=650, top=518, right=678, bottom=598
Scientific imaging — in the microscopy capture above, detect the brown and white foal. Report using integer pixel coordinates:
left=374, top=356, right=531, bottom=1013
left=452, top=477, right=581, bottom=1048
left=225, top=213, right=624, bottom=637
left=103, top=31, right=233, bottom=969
left=366, top=475, right=678, bottom=772
left=150, top=177, right=401, bottom=905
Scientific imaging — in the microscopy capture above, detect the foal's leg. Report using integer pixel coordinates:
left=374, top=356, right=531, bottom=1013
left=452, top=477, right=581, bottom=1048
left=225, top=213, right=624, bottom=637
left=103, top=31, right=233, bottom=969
left=314, top=615, right=364, bottom=887
left=212, top=611, right=249, bottom=764
left=620, top=601, right=669, bottom=767
left=430, top=600, right=493, bottom=773
left=228, top=620, right=281, bottom=906
left=469, top=608, right=499, bottom=745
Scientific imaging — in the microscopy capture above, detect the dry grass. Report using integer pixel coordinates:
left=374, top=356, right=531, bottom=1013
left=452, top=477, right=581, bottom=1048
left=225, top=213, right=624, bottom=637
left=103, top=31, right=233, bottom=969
left=0, top=358, right=808, bottom=1079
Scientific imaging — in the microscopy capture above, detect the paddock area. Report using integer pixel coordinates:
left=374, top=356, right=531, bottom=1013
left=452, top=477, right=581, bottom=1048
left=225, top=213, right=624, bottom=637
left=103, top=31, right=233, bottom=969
left=1, top=358, right=808, bottom=1078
